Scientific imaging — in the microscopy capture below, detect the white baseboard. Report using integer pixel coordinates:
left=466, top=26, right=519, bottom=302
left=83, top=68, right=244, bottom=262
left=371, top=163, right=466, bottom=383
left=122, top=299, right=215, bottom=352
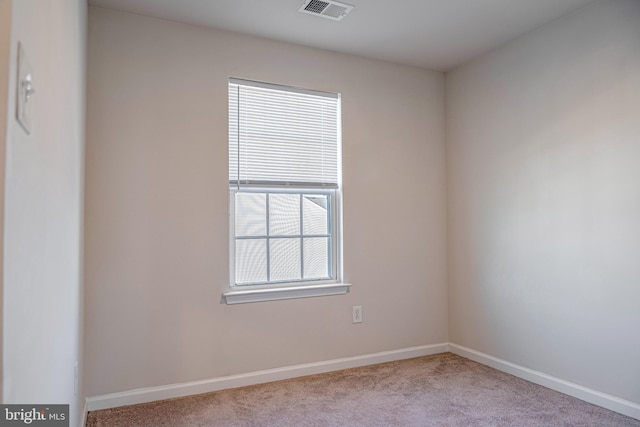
left=80, top=400, right=88, bottom=427
left=449, top=343, right=640, bottom=421
left=86, top=343, right=448, bottom=411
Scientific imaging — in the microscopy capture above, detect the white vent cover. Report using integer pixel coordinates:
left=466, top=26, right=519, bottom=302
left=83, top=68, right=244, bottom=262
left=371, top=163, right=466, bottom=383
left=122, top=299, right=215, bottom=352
left=298, top=0, right=354, bottom=21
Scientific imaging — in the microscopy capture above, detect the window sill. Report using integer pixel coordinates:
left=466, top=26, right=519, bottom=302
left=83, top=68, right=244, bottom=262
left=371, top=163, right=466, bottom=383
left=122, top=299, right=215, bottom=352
left=222, top=282, right=351, bottom=305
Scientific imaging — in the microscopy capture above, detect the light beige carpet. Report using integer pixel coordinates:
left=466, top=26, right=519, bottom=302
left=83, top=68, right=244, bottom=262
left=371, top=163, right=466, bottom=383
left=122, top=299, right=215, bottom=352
left=86, top=353, right=640, bottom=426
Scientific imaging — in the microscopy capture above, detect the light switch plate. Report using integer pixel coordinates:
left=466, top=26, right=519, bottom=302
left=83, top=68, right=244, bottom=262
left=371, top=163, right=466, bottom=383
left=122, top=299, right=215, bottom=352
left=16, top=42, right=34, bottom=134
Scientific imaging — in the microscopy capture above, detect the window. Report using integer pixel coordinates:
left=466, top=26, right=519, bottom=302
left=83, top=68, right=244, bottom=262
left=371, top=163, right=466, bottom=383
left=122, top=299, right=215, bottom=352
left=224, top=78, right=349, bottom=304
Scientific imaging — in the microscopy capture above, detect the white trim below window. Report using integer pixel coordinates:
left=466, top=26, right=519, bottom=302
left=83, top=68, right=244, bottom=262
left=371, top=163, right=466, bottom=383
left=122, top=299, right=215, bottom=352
left=222, top=282, right=351, bottom=305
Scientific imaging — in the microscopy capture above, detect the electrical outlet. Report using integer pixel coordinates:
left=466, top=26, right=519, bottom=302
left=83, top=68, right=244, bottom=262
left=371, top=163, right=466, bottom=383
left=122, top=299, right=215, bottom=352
left=352, top=305, right=363, bottom=324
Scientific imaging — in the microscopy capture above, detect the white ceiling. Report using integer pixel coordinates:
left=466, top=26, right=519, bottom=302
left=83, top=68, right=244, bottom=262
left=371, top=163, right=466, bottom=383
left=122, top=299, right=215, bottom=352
left=88, top=0, right=596, bottom=71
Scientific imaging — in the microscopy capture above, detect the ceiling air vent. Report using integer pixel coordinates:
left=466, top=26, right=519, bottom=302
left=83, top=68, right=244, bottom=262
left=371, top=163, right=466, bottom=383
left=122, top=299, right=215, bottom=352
left=298, top=0, right=354, bottom=21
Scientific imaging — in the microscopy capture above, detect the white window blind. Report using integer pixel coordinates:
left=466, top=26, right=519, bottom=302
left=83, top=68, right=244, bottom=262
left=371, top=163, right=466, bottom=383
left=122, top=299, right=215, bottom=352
left=229, top=78, right=339, bottom=188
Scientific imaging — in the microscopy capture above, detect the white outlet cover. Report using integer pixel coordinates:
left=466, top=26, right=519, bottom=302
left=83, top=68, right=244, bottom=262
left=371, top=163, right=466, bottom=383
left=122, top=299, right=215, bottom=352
left=16, top=42, right=34, bottom=134
left=352, top=305, right=363, bottom=323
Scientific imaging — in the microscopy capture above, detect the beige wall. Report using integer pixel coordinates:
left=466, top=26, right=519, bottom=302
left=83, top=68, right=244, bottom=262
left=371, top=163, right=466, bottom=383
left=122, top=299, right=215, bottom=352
left=447, top=0, right=640, bottom=404
left=2, top=0, right=86, bottom=424
left=0, top=0, right=11, bottom=403
left=85, top=7, right=447, bottom=397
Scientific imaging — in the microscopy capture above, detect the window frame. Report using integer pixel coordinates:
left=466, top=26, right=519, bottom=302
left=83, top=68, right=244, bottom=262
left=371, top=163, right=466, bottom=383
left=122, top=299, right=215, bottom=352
left=223, top=78, right=350, bottom=304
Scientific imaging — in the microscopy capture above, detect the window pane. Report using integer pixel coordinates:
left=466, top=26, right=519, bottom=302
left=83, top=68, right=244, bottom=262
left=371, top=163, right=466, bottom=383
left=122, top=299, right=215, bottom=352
left=236, top=239, right=267, bottom=284
left=304, top=237, right=329, bottom=279
left=303, top=195, right=328, bottom=235
left=269, top=194, right=300, bottom=236
left=270, top=238, right=301, bottom=281
left=236, top=193, right=266, bottom=237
